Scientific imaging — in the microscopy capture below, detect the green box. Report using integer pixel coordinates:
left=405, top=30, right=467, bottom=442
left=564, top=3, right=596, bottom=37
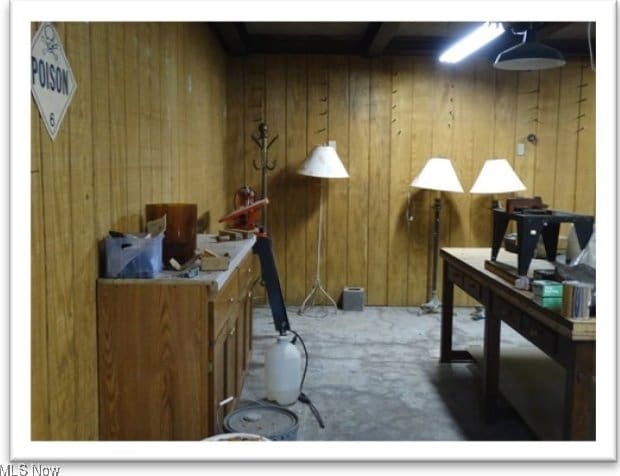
left=534, top=295, right=563, bottom=311
left=531, top=279, right=563, bottom=298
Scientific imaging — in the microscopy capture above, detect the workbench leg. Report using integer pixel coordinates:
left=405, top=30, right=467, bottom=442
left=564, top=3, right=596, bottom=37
left=563, top=342, right=595, bottom=440
left=439, top=261, right=473, bottom=363
left=482, top=300, right=501, bottom=422
left=439, top=260, right=454, bottom=363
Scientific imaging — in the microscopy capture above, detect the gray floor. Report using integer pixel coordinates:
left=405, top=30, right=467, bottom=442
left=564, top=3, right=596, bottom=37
left=238, top=305, right=545, bottom=441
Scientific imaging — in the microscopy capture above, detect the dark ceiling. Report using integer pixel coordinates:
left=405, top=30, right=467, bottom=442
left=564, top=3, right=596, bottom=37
left=210, top=22, right=595, bottom=60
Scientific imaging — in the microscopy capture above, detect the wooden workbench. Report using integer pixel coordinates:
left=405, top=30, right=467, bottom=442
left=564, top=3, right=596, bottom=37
left=439, top=247, right=595, bottom=440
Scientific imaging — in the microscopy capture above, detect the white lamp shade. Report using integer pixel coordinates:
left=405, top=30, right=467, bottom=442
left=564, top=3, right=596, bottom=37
left=470, top=158, right=526, bottom=193
left=410, top=157, right=464, bottom=193
left=298, top=145, right=349, bottom=178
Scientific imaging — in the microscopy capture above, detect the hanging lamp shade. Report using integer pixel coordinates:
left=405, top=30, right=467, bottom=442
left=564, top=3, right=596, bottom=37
left=298, top=145, right=349, bottom=179
left=494, top=29, right=566, bottom=70
left=470, top=158, right=526, bottom=194
left=410, top=157, right=464, bottom=193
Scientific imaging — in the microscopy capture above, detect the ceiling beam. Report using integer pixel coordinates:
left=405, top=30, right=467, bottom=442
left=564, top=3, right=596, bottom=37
left=210, top=22, right=248, bottom=55
left=362, top=22, right=401, bottom=57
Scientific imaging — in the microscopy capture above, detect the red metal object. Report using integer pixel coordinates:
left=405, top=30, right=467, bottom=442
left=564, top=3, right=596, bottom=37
left=218, top=197, right=269, bottom=230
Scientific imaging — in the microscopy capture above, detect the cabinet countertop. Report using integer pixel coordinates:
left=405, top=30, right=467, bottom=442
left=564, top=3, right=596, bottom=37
left=98, top=234, right=256, bottom=292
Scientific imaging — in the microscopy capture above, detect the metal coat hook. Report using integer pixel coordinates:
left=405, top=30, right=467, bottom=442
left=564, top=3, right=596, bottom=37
left=251, top=122, right=279, bottom=230
left=252, top=122, right=278, bottom=172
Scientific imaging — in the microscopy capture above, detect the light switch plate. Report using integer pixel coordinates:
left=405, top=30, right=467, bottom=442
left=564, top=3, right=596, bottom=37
left=328, top=140, right=337, bottom=151
left=516, top=143, right=525, bottom=156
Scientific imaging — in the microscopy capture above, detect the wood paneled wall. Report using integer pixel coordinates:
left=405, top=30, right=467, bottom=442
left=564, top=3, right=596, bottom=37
left=226, top=55, right=595, bottom=307
left=31, top=21, right=595, bottom=440
left=31, top=22, right=229, bottom=439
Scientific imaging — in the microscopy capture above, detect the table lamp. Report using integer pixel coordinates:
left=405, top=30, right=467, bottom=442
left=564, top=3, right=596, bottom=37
left=470, top=158, right=526, bottom=208
left=297, top=145, right=349, bottom=315
left=411, top=157, right=464, bottom=313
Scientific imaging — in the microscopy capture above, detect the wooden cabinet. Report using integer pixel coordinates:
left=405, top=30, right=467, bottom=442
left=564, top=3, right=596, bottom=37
left=97, top=239, right=258, bottom=440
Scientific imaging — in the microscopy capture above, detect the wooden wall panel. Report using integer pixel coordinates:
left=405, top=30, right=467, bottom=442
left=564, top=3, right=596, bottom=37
left=123, top=23, right=142, bottom=231
left=513, top=71, right=540, bottom=193
left=232, top=55, right=594, bottom=309
left=449, top=62, right=475, bottom=306
left=31, top=20, right=48, bottom=440
left=264, top=55, right=287, bottom=280
left=554, top=61, right=582, bottom=218
left=386, top=57, right=413, bottom=306
left=284, top=56, right=308, bottom=303
left=304, top=56, right=328, bottom=302
left=66, top=22, right=98, bottom=440
left=428, top=62, right=454, bottom=303
left=242, top=55, right=265, bottom=196
left=325, top=56, right=350, bottom=302
left=32, top=21, right=595, bottom=440
left=159, top=23, right=178, bottom=204
left=469, top=59, right=496, bottom=246
left=225, top=57, right=246, bottom=215
left=31, top=22, right=229, bottom=440
left=40, top=24, right=78, bottom=440
left=347, top=57, right=370, bottom=296
left=533, top=68, right=561, bottom=203
left=574, top=61, right=596, bottom=214
left=367, top=58, right=391, bottom=305
left=408, top=56, right=436, bottom=305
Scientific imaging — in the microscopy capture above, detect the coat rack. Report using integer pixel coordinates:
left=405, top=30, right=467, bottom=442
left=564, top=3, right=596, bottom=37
left=251, top=122, right=279, bottom=231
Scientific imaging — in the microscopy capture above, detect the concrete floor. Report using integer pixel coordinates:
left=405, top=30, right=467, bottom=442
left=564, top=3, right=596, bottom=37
left=238, top=305, right=548, bottom=441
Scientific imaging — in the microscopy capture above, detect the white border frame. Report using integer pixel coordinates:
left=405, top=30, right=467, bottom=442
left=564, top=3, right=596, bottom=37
left=9, top=0, right=617, bottom=463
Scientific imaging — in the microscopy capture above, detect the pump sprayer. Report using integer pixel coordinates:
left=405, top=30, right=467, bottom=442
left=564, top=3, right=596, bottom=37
left=265, top=334, right=302, bottom=405
left=253, top=234, right=325, bottom=428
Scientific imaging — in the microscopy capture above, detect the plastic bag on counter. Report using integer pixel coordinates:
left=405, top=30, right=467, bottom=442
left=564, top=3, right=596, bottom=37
left=571, top=228, right=596, bottom=269
left=104, top=232, right=164, bottom=278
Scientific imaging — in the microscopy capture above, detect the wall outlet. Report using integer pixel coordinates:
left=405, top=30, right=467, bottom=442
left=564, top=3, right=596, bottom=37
left=328, top=140, right=337, bottom=151
left=516, top=143, right=525, bottom=156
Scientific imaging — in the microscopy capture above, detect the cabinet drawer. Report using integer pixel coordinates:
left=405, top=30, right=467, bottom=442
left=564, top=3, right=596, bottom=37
left=463, top=275, right=482, bottom=301
left=210, top=271, right=239, bottom=341
left=492, top=296, right=520, bottom=331
left=238, top=253, right=259, bottom=297
left=446, top=266, right=464, bottom=287
left=519, top=316, right=558, bottom=356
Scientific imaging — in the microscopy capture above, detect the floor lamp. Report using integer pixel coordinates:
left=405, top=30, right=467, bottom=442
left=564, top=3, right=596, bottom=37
left=297, top=145, right=350, bottom=315
left=411, top=157, right=464, bottom=313
left=469, top=158, right=527, bottom=319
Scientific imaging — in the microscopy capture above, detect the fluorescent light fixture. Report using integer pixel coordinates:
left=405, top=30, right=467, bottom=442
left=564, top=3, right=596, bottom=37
left=439, top=22, right=505, bottom=63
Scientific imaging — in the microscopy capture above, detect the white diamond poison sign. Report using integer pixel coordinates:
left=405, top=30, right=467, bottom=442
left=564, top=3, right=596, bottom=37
left=31, top=22, right=77, bottom=141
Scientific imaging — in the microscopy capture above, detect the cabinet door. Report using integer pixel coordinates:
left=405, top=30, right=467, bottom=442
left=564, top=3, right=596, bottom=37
left=209, top=330, right=227, bottom=435
left=225, top=319, right=238, bottom=404
left=98, top=282, right=209, bottom=440
left=236, top=304, right=246, bottom=391
left=241, top=284, right=256, bottom=371
left=209, top=317, right=239, bottom=435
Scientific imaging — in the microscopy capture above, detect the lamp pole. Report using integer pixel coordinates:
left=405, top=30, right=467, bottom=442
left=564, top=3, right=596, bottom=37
left=421, top=194, right=442, bottom=313
left=299, top=178, right=337, bottom=314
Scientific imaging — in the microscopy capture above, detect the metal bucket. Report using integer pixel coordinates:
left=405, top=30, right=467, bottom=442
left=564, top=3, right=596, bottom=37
left=223, top=404, right=299, bottom=441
